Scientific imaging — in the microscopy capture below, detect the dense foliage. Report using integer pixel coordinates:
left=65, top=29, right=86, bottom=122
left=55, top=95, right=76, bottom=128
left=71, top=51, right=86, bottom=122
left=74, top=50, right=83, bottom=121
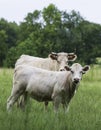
left=0, top=4, right=101, bottom=67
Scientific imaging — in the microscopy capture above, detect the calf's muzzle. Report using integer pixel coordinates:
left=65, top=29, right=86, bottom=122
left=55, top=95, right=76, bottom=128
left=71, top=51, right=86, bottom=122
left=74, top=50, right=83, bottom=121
left=74, top=78, right=80, bottom=84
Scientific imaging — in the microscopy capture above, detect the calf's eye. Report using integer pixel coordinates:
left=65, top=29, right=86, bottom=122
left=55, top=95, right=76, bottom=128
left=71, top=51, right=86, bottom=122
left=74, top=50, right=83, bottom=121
left=80, top=71, right=83, bottom=74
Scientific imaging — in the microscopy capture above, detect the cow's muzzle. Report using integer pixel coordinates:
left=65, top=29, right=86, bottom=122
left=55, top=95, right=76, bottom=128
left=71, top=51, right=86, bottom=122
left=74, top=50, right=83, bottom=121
left=74, top=78, right=80, bottom=84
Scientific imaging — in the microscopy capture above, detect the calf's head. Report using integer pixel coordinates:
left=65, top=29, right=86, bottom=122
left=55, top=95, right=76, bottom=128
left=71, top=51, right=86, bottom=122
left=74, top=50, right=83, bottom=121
left=65, top=63, right=90, bottom=84
left=49, top=52, right=77, bottom=71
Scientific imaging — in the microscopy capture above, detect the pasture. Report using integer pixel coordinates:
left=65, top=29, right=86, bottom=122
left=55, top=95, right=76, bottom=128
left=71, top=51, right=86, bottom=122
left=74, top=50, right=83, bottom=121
left=0, top=66, right=101, bottom=130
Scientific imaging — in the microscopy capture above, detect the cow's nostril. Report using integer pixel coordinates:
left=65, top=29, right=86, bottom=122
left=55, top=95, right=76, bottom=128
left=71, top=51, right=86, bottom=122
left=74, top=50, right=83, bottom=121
left=74, top=78, right=79, bottom=83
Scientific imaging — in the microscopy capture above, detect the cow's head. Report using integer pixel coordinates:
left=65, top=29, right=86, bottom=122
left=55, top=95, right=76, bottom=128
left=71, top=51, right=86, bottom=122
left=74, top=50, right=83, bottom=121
left=65, top=63, right=90, bottom=84
left=49, top=52, right=77, bottom=71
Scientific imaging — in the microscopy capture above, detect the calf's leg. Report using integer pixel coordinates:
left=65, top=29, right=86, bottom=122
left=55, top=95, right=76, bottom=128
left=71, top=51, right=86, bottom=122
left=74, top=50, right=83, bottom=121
left=7, top=84, right=23, bottom=111
left=52, top=96, right=61, bottom=112
left=19, top=92, right=28, bottom=110
left=7, top=92, right=21, bottom=112
left=62, top=103, right=69, bottom=113
left=44, top=101, right=49, bottom=111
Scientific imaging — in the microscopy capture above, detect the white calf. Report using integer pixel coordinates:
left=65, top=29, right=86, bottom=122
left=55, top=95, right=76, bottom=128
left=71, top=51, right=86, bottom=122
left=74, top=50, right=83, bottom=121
left=7, top=63, right=90, bottom=112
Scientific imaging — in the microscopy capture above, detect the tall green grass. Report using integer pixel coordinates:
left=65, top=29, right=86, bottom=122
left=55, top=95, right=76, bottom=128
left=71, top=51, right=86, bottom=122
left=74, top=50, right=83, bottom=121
left=0, top=66, right=101, bottom=130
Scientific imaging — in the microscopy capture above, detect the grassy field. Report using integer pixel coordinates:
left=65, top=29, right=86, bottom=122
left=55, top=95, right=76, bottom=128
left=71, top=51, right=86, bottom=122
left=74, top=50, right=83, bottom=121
left=0, top=66, right=101, bottom=130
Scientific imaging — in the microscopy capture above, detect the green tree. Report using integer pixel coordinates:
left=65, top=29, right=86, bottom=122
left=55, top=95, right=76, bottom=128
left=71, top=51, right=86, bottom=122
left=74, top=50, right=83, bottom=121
left=0, top=18, right=19, bottom=66
left=75, top=21, right=101, bottom=64
left=4, top=4, right=101, bottom=67
left=0, top=18, right=19, bottom=48
left=19, top=10, right=42, bottom=42
left=0, top=30, right=8, bottom=66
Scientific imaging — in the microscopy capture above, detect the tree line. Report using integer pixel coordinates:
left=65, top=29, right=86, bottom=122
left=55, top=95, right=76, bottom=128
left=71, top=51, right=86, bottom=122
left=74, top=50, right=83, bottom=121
left=0, top=4, right=101, bottom=67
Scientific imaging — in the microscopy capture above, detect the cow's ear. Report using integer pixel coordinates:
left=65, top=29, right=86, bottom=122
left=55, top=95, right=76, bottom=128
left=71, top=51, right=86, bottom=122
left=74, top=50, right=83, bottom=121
left=49, top=52, right=58, bottom=60
left=82, top=65, right=90, bottom=74
left=67, top=53, right=77, bottom=61
left=65, top=66, right=71, bottom=71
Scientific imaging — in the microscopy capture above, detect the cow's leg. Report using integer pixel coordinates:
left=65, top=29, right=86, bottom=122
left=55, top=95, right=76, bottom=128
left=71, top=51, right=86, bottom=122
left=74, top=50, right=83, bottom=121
left=62, top=103, right=69, bottom=113
left=16, top=94, right=27, bottom=109
left=53, top=96, right=61, bottom=112
left=44, top=101, right=48, bottom=111
left=7, top=84, right=23, bottom=111
left=52, top=88, right=61, bottom=112
left=17, top=96, right=22, bottom=108
left=19, top=92, right=28, bottom=110
left=19, top=95, right=25, bottom=108
left=7, top=92, right=21, bottom=112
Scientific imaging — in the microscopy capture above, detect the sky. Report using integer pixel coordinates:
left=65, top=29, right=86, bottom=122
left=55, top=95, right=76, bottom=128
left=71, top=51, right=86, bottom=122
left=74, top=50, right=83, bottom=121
left=0, top=0, right=101, bottom=25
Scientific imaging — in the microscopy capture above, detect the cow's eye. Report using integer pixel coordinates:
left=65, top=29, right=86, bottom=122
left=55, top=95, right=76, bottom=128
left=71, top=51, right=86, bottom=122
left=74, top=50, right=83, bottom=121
left=71, top=70, right=74, bottom=74
left=57, top=60, right=60, bottom=64
left=80, top=71, right=83, bottom=74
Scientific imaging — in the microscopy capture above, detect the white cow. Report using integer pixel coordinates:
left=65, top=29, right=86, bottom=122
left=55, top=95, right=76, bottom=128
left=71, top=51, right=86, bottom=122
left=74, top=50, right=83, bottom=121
left=15, top=52, right=77, bottom=71
left=7, top=63, right=90, bottom=112
left=15, top=52, right=77, bottom=108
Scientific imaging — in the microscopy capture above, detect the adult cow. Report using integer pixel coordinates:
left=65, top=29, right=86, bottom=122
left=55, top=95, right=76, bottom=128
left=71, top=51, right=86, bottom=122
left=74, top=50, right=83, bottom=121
left=7, top=63, right=90, bottom=112
left=15, top=52, right=77, bottom=71
left=15, top=52, right=77, bottom=108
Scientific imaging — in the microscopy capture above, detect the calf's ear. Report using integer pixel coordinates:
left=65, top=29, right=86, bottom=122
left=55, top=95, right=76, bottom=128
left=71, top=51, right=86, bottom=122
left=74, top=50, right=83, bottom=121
left=68, top=53, right=77, bottom=61
left=82, top=65, right=90, bottom=74
left=49, top=52, right=58, bottom=60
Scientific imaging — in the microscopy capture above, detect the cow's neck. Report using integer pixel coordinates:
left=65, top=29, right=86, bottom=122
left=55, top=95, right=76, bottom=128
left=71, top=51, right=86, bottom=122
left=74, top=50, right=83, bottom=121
left=49, top=58, right=58, bottom=71
left=68, top=75, right=78, bottom=99
left=62, top=72, right=79, bottom=99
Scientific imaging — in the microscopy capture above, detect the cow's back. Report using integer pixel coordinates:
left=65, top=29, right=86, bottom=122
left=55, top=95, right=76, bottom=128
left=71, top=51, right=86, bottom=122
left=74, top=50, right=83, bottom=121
left=15, top=55, right=58, bottom=71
